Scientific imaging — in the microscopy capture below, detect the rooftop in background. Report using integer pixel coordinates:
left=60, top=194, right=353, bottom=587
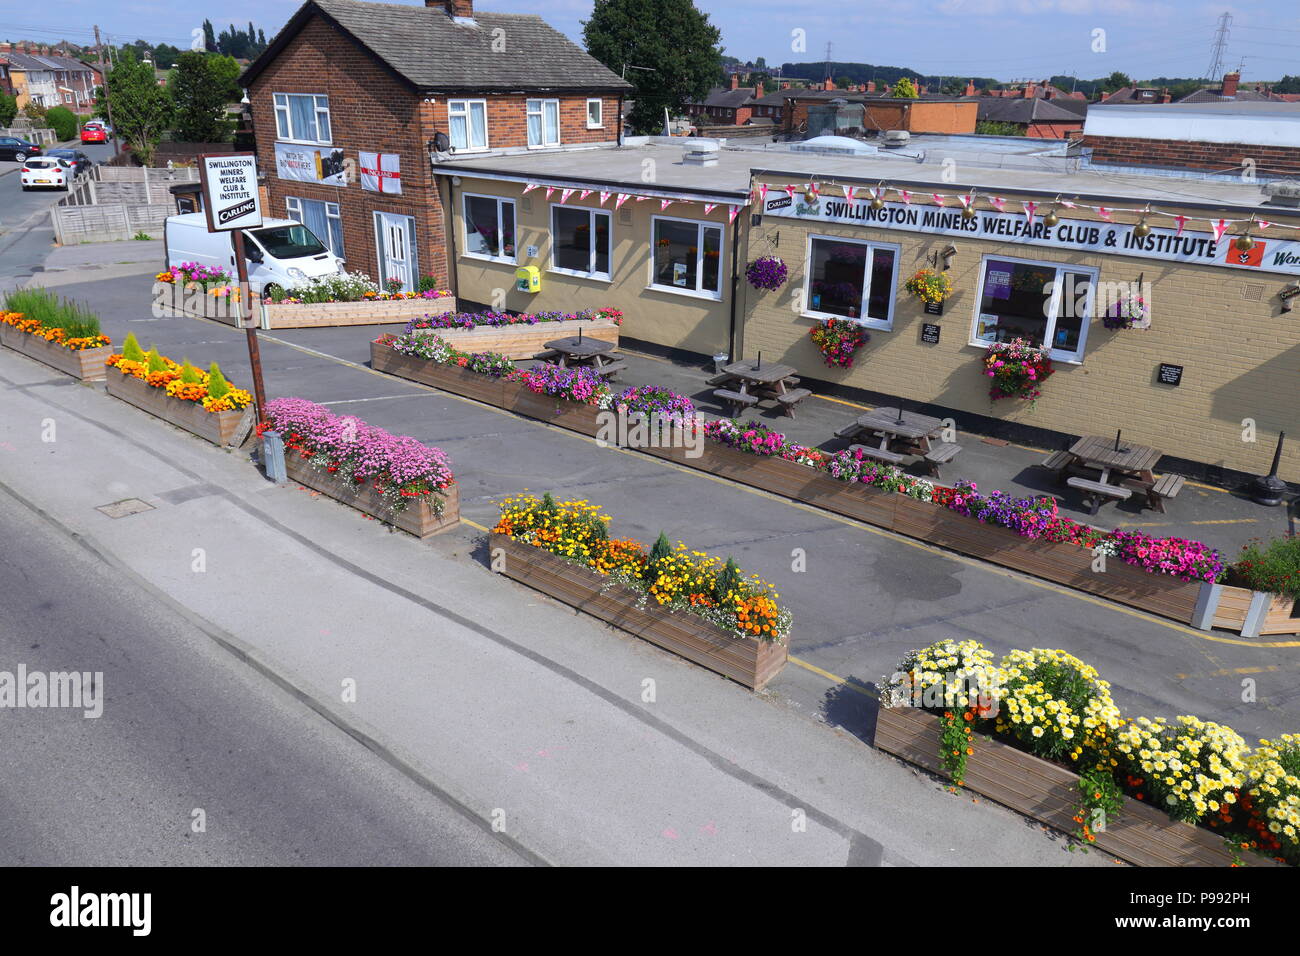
left=430, top=135, right=1300, bottom=216
left=242, top=0, right=633, bottom=93
left=1085, top=102, right=1300, bottom=148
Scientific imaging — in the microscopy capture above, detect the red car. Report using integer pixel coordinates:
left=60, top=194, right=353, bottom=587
left=80, top=124, right=107, bottom=144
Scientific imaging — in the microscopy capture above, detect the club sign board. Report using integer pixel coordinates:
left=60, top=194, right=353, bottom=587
left=199, top=153, right=263, bottom=232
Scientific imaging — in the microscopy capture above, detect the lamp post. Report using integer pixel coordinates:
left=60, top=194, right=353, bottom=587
left=1249, top=432, right=1288, bottom=507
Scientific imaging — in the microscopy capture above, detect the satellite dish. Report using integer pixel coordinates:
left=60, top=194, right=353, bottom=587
left=433, top=130, right=453, bottom=154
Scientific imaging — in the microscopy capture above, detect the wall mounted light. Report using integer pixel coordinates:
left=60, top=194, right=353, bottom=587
left=941, top=243, right=958, bottom=270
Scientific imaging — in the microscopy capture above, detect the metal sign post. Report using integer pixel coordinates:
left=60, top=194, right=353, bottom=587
left=198, top=152, right=267, bottom=422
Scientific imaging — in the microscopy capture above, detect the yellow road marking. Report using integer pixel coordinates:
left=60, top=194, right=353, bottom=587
left=1175, top=665, right=1284, bottom=680
left=1190, top=518, right=1260, bottom=525
left=788, top=655, right=878, bottom=697
left=252, top=331, right=1300, bottom=652
left=460, top=516, right=490, bottom=533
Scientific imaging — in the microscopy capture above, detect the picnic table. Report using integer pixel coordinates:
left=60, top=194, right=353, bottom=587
left=835, top=406, right=962, bottom=476
left=540, top=336, right=626, bottom=378
left=1047, top=434, right=1181, bottom=514
left=713, top=359, right=811, bottom=417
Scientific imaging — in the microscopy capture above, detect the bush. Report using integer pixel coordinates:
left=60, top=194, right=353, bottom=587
left=121, top=332, right=146, bottom=363
left=1233, top=535, right=1300, bottom=600
left=0, top=93, right=17, bottom=128
left=45, top=106, right=78, bottom=142
left=3, top=288, right=104, bottom=341
left=995, top=648, right=1123, bottom=763
left=206, top=363, right=230, bottom=400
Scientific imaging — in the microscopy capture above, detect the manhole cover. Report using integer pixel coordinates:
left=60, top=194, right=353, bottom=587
left=96, top=498, right=156, bottom=519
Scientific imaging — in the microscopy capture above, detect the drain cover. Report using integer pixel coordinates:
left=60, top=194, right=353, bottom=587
left=96, top=498, right=156, bottom=519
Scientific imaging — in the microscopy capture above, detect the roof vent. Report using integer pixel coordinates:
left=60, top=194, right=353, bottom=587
left=881, top=130, right=910, bottom=148
left=1263, top=180, right=1300, bottom=208
left=682, top=141, right=721, bottom=166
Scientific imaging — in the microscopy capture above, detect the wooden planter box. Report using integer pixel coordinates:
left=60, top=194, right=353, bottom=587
left=164, top=285, right=457, bottom=329
left=282, top=451, right=459, bottom=538
left=490, top=533, right=788, bottom=690
left=0, top=326, right=110, bottom=381
left=1205, top=584, right=1300, bottom=637
left=105, top=369, right=254, bottom=447
left=875, top=705, right=1277, bottom=867
left=370, top=342, right=510, bottom=406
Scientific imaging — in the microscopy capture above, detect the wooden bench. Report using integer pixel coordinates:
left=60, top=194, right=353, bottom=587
left=1041, top=450, right=1074, bottom=472
left=1067, top=476, right=1132, bottom=515
left=922, top=441, right=962, bottom=478
left=593, top=360, right=627, bottom=379
left=705, top=372, right=736, bottom=387
left=849, top=443, right=907, bottom=465
left=834, top=421, right=864, bottom=439
left=774, top=387, right=812, bottom=418
left=713, top=388, right=758, bottom=415
left=532, top=349, right=561, bottom=362
left=1149, top=474, right=1185, bottom=513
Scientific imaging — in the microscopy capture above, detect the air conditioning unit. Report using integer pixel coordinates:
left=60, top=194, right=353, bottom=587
left=1263, top=180, right=1300, bottom=208
left=682, top=141, right=721, bottom=166
left=881, top=130, right=911, bottom=148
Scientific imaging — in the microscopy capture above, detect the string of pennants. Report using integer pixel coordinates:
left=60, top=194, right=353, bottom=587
left=521, top=182, right=748, bottom=223
left=754, top=181, right=1285, bottom=243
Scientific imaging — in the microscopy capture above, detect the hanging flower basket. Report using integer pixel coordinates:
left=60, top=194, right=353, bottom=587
left=810, top=318, right=869, bottom=368
left=982, top=337, right=1054, bottom=402
left=904, top=268, right=953, bottom=306
left=1102, top=294, right=1151, bottom=330
left=745, top=256, right=788, bottom=292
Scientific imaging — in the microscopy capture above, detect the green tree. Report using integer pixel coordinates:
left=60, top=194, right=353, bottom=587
left=583, top=0, right=723, bottom=134
left=152, top=43, right=181, bottom=69
left=104, top=49, right=175, bottom=166
left=754, top=56, right=767, bottom=71
left=940, top=77, right=966, bottom=96
left=891, top=76, right=919, bottom=98
left=0, top=93, right=17, bottom=128
left=169, top=52, right=240, bottom=142
left=203, top=19, right=217, bottom=53
left=975, top=120, right=1026, bottom=136
left=1103, top=71, right=1132, bottom=92
left=835, top=75, right=853, bottom=89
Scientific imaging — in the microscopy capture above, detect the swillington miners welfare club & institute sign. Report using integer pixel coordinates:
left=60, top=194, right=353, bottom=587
left=761, top=193, right=1300, bottom=276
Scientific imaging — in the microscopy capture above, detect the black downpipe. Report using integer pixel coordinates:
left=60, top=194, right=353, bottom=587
left=728, top=202, right=742, bottom=362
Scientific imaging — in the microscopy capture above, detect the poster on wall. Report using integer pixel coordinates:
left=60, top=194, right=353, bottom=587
left=359, top=151, right=402, bottom=195
left=274, top=142, right=346, bottom=186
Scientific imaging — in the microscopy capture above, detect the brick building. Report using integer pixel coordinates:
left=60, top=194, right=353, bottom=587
left=0, top=49, right=100, bottom=110
left=975, top=97, right=1085, bottom=139
left=241, top=0, right=630, bottom=290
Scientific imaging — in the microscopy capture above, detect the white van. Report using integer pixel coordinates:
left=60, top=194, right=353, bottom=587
left=163, top=213, right=345, bottom=293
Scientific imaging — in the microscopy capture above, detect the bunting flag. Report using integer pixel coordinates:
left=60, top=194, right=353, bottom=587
left=599, top=191, right=611, bottom=205
left=522, top=184, right=539, bottom=195
left=615, top=193, right=631, bottom=209
left=579, top=189, right=594, bottom=201
left=759, top=183, right=769, bottom=205
left=957, top=194, right=973, bottom=210
left=545, top=186, right=556, bottom=200
left=844, top=185, right=856, bottom=203
left=931, top=193, right=945, bottom=206
left=989, top=196, right=1006, bottom=211
left=1023, top=200, right=1038, bottom=225
left=1173, top=215, right=1188, bottom=236
left=635, top=196, right=651, bottom=202
left=703, top=203, right=718, bottom=215
left=728, top=204, right=742, bottom=223
left=1097, top=207, right=1113, bottom=222
left=899, top=189, right=912, bottom=204
left=660, top=199, right=673, bottom=211
left=1211, top=219, right=1229, bottom=243
left=1259, top=220, right=1272, bottom=230
left=560, top=188, right=576, bottom=204
left=1060, top=200, right=1077, bottom=209
left=807, top=182, right=820, bottom=198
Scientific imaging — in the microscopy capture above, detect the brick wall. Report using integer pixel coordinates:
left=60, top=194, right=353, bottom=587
left=740, top=177, right=1300, bottom=481
left=1026, top=121, right=1084, bottom=139
left=1085, top=134, right=1300, bottom=177
left=247, top=12, right=622, bottom=289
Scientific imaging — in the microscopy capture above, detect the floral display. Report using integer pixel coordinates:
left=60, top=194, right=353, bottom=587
left=809, top=318, right=869, bottom=368
left=613, top=385, right=696, bottom=423
left=106, top=333, right=252, bottom=413
left=1231, top=535, right=1300, bottom=600
left=1, top=289, right=110, bottom=351
left=744, top=256, right=788, bottom=292
left=883, top=639, right=1297, bottom=864
left=903, top=267, right=953, bottom=305
left=260, top=397, right=454, bottom=514
left=262, top=270, right=453, bottom=304
left=385, top=329, right=517, bottom=377
left=1109, top=529, right=1224, bottom=583
left=517, top=363, right=612, bottom=407
left=157, top=262, right=238, bottom=298
left=703, top=419, right=829, bottom=468
left=402, top=307, right=623, bottom=332
left=982, top=337, right=1054, bottom=402
left=492, top=493, right=791, bottom=641
left=1102, top=293, right=1151, bottom=330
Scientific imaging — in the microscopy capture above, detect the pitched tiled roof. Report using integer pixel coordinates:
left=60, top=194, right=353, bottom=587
left=3, top=52, right=96, bottom=73
left=243, top=0, right=632, bottom=92
left=690, top=86, right=760, bottom=109
left=1177, top=86, right=1282, bottom=104
left=977, top=97, right=1085, bottom=124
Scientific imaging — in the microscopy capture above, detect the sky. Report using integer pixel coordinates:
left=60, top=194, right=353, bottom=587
left=3, top=1, right=1299, bottom=83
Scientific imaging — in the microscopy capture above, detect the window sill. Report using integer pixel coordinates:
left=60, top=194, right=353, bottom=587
left=548, top=267, right=612, bottom=284
left=276, top=138, right=335, bottom=148
left=462, top=252, right=518, bottom=267
left=800, top=310, right=891, bottom=331
left=526, top=143, right=562, bottom=150
left=966, top=338, right=1084, bottom=365
left=647, top=283, right=723, bottom=303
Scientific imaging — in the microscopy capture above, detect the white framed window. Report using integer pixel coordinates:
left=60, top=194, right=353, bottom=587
left=802, top=233, right=899, bottom=330
left=550, top=204, right=611, bottom=280
left=285, top=196, right=344, bottom=259
left=586, top=98, right=603, bottom=129
left=463, top=193, right=517, bottom=263
left=448, top=99, right=488, bottom=151
left=650, top=216, right=724, bottom=299
left=526, top=99, right=560, bottom=147
left=969, top=255, right=1097, bottom=363
left=273, top=93, right=332, bottom=144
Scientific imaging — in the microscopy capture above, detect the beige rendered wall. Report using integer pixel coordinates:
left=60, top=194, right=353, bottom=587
left=448, top=177, right=733, bottom=357
left=740, top=177, right=1300, bottom=482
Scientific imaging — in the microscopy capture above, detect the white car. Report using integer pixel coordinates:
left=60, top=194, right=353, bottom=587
left=20, top=157, right=72, bottom=191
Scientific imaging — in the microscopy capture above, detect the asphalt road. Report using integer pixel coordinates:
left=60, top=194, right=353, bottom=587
left=0, top=485, right=529, bottom=866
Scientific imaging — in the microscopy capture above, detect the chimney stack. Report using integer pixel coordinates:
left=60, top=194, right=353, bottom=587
left=780, top=81, right=790, bottom=90
left=731, top=73, right=740, bottom=90
left=433, top=0, right=474, bottom=17
left=1222, top=71, right=1240, bottom=98
left=964, top=80, right=976, bottom=96
left=753, top=83, right=763, bottom=99
left=866, top=80, right=876, bottom=93
left=1024, top=81, right=1037, bottom=98
left=824, top=77, right=835, bottom=91
left=1160, top=87, right=1171, bottom=103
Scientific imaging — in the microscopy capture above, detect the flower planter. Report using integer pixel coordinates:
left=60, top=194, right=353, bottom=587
left=282, top=451, right=459, bottom=538
left=104, top=369, right=254, bottom=447
left=164, top=285, right=457, bottom=329
left=875, top=705, right=1278, bottom=867
left=0, top=325, right=110, bottom=381
left=490, top=533, right=788, bottom=690
left=1204, top=584, right=1300, bottom=637
left=370, top=342, right=511, bottom=406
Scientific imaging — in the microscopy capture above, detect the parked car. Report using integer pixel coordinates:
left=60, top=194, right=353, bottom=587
left=164, top=213, right=346, bottom=294
left=0, top=136, right=42, bottom=162
left=20, top=157, right=72, bottom=191
left=46, top=148, right=93, bottom=177
left=80, top=124, right=107, bottom=144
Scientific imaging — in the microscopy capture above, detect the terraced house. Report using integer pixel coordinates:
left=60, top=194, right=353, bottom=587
left=241, top=0, right=632, bottom=291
